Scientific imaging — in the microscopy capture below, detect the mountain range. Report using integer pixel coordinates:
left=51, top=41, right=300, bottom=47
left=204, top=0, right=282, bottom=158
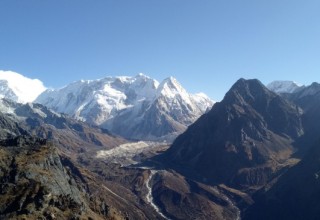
left=0, top=71, right=213, bottom=141
left=1, top=70, right=320, bottom=219
left=0, top=82, right=235, bottom=220
left=36, top=73, right=213, bottom=141
left=0, top=71, right=310, bottom=143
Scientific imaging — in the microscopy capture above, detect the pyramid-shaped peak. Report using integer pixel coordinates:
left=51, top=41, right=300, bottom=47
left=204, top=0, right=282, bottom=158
left=160, top=76, right=182, bottom=88
left=163, top=76, right=177, bottom=82
left=158, top=76, right=184, bottom=91
left=230, top=78, right=268, bottom=94
left=155, top=76, right=191, bottom=100
left=223, top=78, right=275, bottom=105
left=232, top=78, right=264, bottom=89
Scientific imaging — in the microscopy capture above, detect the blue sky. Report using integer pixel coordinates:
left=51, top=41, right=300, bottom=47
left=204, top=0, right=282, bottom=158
left=1, top=0, right=320, bottom=101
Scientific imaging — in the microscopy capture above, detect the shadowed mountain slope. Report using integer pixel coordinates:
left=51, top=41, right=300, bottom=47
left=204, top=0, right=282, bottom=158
left=243, top=138, right=320, bottom=220
left=163, top=78, right=304, bottom=189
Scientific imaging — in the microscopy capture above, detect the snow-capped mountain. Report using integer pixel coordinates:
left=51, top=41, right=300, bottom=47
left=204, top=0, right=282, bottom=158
left=0, top=70, right=46, bottom=103
left=36, top=73, right=214, bottom=141
left=267, top=80, right=302, bottom=94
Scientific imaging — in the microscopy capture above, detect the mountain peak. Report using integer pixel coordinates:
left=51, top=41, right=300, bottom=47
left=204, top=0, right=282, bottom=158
left=233, top=78, right=263, bottom=87
left=159, top=76, right=182, bottom=90
left=0, top=70, right=47, bottom=103
left=229, top=78, right=266, bottom=92
left=295, top=82, right=320, bottom=98
left=156, top=76, right=188, bottom=99
left=223, top=78, right=272, bottom=105
left=164, top=77, right=303, bottom=187
left=267, top=80, right=302, bottom=94
left=132, top=73, right=156, bottom=84
left=162, top=76, right=178, bottom=84
left=135, top=73, right=149, bottom=78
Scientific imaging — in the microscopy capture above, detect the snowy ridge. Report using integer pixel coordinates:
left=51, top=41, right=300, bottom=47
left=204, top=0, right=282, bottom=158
left=267, top=80, right=302, bottom=94
left=0, top=70, right=46, bottom=103
left=36, top=74, right=158, bottom=123
left=36, top=73, right=214, bottom=141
